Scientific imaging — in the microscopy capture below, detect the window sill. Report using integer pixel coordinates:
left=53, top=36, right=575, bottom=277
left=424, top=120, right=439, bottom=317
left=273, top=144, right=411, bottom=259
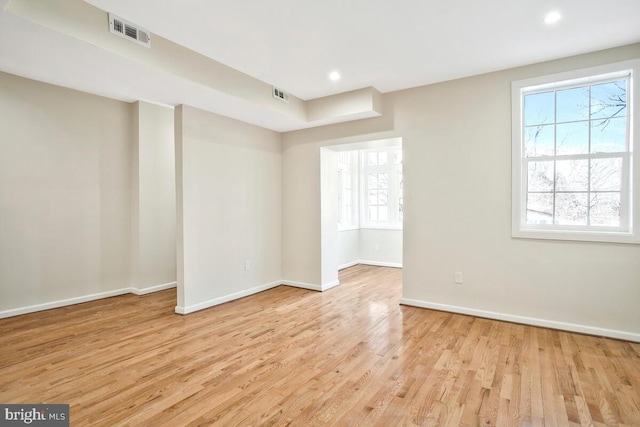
left=338, top=226, right=359, bottom=232
left=512, top=228, right=640, bottom=245
left=361, top=225, right=403, bottom=231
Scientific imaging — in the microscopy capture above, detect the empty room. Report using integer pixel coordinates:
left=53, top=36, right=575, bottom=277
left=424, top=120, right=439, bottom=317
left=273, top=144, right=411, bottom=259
left=1, top=0, right=639, bottom=426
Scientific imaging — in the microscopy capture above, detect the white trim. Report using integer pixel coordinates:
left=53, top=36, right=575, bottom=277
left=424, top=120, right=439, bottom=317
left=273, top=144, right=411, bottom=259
left=131, top=281, right=177, bottom=295
left=338, top=225, right=360, bottom=232
left=0, top=277, right=343, bottom=319
left=339, top=260, right=360, bottom=270
left=0, top=288, right=131, bottom=319
left=512, top=229, right=640, bottom=244
left=359, top=260, right=403, bottom=268
left=339, top=260, right=403, bottom=270
left=400, top=298, right=640, bottom=343
left=511, top=59, right=640, bottom=245
left=280, top=280, right=323, bottom=291
left=175, top=280, right=282, bottom=315
left=321, top=280, right=340, bottom=291
left=0, top=281, right=178, bottom=319
left=281, top=279, right=340, bottom=292
left=360, top=147, right=404, bottom=228
left=359, top=225, right=403, bottom=230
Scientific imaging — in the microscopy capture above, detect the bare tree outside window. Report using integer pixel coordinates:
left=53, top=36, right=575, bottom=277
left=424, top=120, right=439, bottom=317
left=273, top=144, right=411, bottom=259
left=523, top=78, right=628, bottom=227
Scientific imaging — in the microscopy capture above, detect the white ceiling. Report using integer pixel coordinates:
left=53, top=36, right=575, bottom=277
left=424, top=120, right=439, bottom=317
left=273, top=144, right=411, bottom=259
left=2, top=0, right=640, bottom=131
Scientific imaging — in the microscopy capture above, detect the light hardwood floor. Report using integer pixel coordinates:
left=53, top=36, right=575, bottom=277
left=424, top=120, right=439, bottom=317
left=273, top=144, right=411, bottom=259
left=1, top=265, right=639, bottom=426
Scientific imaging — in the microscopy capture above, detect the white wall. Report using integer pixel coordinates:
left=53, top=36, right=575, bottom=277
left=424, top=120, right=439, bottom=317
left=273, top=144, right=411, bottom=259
left=131, top=101, right=176, bottom=292
left=338, top=229, right=403, bottom=269
left=359, top=228, right=402, bottom=267
left=398, top=46, right=640, bottom=341
left=175, top=105, right=282, bottom=313
left=2, top=43, right=639, bottom=341
left=282, top=124, right=397, bottom=286
left=338, top=229, right=360, bottom=268
left=324, top=142, right=404, bottom=274
left=320, top=148, right=339, bottom=288
left=283, top=44, right=640, bottom=341
left=281, top=136, right=323, bottom=286
left=0, top=72, right=133, bottom=315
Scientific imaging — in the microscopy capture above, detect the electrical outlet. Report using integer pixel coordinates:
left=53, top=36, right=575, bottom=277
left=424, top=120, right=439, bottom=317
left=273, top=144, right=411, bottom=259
left=454, top=272, right=463, bottom=284
left=245, top=260, right=251, bottom=271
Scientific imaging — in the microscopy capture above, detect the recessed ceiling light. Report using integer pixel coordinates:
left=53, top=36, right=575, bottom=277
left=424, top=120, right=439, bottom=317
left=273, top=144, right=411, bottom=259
left=329, top=71, right=340, bottom=81
left=544, top=11, right=562, bottom=25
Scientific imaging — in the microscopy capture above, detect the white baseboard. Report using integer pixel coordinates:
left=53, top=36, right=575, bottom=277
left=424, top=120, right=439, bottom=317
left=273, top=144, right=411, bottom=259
left=131, top=281, right=177, bottom=295
left=280, top=280, right=323, bottom=291
left=322, top=280, right=340, bottom=291
left=280, top=279, right=341, bottom=292
left=0, top=288, right=131, bottom=319
left=360, top=260, right=403, bottom=268
left=0, top=281, right=178, bottom=319
left=358, top=260, right=403, bottom=268
left=338, top=261, right=360, bottom=270
left=339, top=260, right=403, bottom=270
left=1, top=276, right=338, bottom=319
left=175, top=281, right=281, bottom=315
left=400, top=298, right=640, bottom=343
left=175, top=279, right=341, bottom=315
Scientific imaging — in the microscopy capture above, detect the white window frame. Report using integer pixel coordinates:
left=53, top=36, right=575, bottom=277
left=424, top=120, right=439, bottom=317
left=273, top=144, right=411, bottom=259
left=511, top=59, right=640, bottom=244
left=361, top=148, right=403, bottom=229
left=338, top=151, right=359, bottom=231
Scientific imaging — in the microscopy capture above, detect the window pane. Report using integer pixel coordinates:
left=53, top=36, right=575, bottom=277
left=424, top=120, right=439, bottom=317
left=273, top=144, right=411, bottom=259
left=591, top=158, right=622, bottom=191
left=556, top=121, right=588, bottom=155
left=524, top=125, right=554, bottom=157
left=378, top=206, right=388, bottom=221
left=526, top=193, right=553, bottom=224
left=368, top=173, right=378, bottom=188
left=368, top=206, right=377, bottom=221
left=378, top=173, right=388, bottom=189
left=555, top=193, right=588, bottom=225
left=591, top=117, right=626, bottom=153
left=590, top=192, right=621, bottom=226
left=516, top=70, right=632, bottom=239
left=368, top=152, right=378, bottom=166
left=378, top=152, right=388, bottom=165
left=368, top=190, right=377, bottom=205
left=527, top=161, right=554, bottom=192
left=524, top=92, right=554, bottom=126
left=591, top=80, right=627, bottom=119
left=378, top=190, right=388, bottom=205
left=556, top=86, right=589, bottom=122
left=556, top=159, right=588, bottom=191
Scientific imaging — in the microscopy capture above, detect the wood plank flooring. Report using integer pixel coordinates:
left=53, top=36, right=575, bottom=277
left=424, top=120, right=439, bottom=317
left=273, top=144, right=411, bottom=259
left=1, top=265, right=639, bottom=426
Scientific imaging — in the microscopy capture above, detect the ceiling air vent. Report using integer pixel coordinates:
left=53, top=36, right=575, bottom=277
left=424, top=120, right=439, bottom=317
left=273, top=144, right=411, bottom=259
left=273, top=87, right=289, bottom=103
left=108, top=13, right=151, bottom=48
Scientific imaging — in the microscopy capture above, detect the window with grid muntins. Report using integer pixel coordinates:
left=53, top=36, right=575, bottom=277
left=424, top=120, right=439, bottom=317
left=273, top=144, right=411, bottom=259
left=363, top=148, right=403, bottom=227
left=512, top=61, right=639, bottom=243
left=338, top=151, right=357, bottom=229
left=368, top=172, right=389, bottom=222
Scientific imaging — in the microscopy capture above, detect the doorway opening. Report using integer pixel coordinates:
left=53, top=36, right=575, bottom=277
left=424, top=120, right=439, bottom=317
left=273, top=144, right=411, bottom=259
left=320, top=137, right=403, bottom=288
